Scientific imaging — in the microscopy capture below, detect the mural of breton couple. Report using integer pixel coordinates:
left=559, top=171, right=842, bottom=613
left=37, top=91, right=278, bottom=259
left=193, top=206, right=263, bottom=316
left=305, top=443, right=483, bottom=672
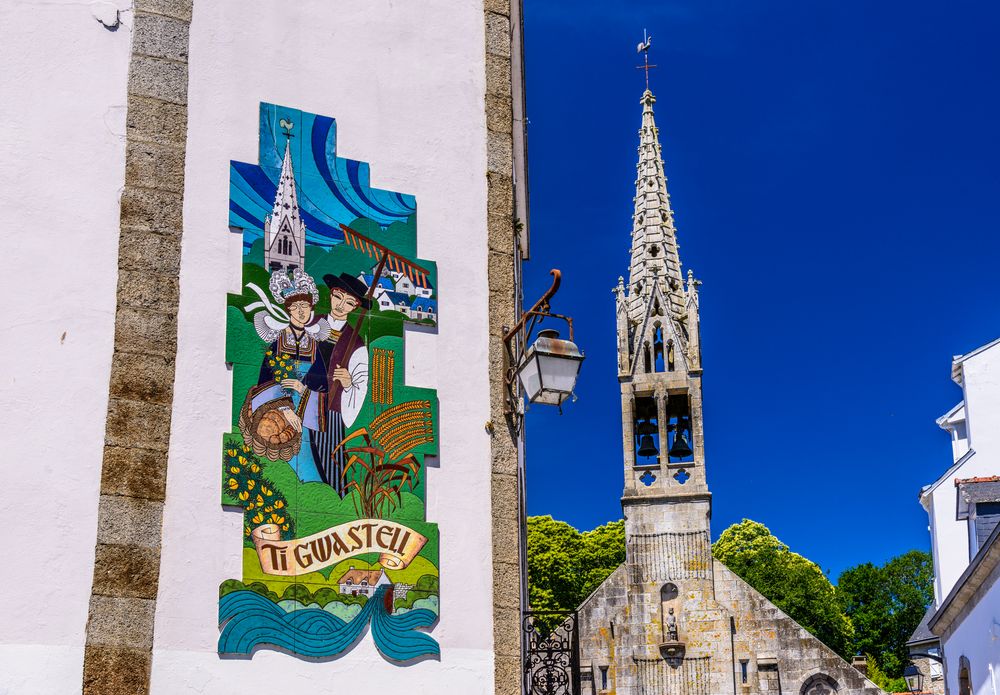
left=220, top=103, right=441, bottom=664
left=243, top=267, right=370, bottom=495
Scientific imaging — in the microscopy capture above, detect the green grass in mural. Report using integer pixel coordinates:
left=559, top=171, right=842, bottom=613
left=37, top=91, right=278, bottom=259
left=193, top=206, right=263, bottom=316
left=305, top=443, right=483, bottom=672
left=222, top=445, right=439, bottom=566
left=240, top=547, right=438, bottom=595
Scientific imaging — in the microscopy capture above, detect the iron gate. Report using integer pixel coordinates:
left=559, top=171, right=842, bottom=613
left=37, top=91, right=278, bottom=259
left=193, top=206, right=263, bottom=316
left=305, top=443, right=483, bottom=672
left=522, top=610, right=581, bottom=695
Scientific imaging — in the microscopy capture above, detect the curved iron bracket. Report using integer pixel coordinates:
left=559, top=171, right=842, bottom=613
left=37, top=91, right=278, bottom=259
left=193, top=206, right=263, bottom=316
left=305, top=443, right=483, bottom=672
left=502, top=269, right=575, bottom=427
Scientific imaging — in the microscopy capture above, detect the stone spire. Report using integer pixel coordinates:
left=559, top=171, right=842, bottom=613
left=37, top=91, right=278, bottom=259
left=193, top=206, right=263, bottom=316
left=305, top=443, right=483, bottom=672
left=264, top=140, right=307, bottom=272
left=626, top=89, right=684, bottom=322
left=614, top=83, right=705, bottom=494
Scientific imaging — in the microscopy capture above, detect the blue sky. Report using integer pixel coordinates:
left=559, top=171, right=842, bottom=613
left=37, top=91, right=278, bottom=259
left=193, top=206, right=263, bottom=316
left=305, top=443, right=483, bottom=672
left=520, top=0, right=1000, bottom=580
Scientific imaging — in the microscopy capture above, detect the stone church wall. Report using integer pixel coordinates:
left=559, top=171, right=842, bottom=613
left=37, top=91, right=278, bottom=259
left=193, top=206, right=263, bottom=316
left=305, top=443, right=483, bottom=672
left=713, top=560, right=882, bottom=695
left=576, top=561, right=885, bottom=695
left=577, top=564, right=629, bottom=692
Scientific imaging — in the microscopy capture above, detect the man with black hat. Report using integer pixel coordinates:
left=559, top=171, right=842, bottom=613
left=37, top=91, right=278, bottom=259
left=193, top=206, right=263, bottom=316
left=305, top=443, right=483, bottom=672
left=302, top=272, right=371, bottom=495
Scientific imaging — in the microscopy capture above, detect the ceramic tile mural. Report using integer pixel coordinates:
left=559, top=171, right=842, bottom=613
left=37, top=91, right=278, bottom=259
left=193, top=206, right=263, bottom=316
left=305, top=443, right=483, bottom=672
left=219, top=104, right=440, bottom=662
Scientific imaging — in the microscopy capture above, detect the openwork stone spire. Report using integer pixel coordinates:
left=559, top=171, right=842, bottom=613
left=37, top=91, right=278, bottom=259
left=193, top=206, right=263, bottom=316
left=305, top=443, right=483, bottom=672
left=627, top=89, right=684, bottom=322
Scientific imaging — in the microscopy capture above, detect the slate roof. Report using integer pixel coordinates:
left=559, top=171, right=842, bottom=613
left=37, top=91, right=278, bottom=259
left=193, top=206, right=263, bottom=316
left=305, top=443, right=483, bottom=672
left=906, top=604, right=938, bottom=646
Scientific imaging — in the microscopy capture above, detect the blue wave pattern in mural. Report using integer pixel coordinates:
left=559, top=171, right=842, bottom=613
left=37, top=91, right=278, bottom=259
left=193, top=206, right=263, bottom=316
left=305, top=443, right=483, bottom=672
left=229, top=103, right=417, bottom=250
left=218, top=588, right=440, bottom=661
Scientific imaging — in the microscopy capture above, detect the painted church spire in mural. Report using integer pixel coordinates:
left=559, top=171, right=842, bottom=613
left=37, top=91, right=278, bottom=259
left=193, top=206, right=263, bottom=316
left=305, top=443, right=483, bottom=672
left=264, top=139, right=307, bottom=272
left=219, top=104, right=441, bottom=663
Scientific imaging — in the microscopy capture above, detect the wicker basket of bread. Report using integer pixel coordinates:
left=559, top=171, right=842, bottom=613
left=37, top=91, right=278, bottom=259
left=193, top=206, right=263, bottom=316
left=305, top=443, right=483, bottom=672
left=238, top=391, right=302, bottom=462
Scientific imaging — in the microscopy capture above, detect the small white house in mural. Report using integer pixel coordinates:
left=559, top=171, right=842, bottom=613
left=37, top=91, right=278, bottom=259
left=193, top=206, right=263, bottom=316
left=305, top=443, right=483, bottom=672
left=382, top=291, right=413, bottom=316
left=359, top=270, right=435, bottom=316
left=337, top=566, right=391, bottom=597
left=393, top=273, right=415, bottom=295
left=414, top=277, right=434, bottom=298
left=411, top=297, right=437, bottom=320
left=383, top=268, right=434, bottom=297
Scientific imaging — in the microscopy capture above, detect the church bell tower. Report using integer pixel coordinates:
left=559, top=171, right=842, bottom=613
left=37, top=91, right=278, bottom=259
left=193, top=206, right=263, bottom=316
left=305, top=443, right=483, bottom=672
left=574, top=56, right=889, bottom=695
left=610, top=85, right=729, bottom=690
left=616, top=87, right=707, bottom=515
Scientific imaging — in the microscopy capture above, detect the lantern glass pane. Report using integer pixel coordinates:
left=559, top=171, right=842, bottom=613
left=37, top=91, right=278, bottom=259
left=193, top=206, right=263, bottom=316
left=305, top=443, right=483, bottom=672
left=515, top=353, right=543, bottom=401
left=537, top=353, right=582, bottom=394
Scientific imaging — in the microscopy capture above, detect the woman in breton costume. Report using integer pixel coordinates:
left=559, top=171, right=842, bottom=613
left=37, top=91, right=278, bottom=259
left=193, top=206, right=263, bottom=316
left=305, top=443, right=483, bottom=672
left=249, top=269, right=330, bottom=483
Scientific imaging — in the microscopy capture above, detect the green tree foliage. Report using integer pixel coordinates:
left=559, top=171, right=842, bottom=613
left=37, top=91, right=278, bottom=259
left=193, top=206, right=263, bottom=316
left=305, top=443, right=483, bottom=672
left=527, top=514, right=929, bottom=674
left=395, top=574, right=441, bottom=610
left=526, top=516, right=625, bottom=615
left=837, top=550, right=933, bottom=677
left=864, top=653, right=907, bottom=692
left=712, top=520, right=854, bottom=657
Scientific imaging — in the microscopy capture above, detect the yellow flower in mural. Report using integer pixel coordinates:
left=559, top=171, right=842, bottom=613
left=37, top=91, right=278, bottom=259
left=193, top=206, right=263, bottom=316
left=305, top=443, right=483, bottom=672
left=244, top=526, right=251, bottom=537
left=274, top=500, right=285, bottom=509
left=265, top=350, right=272, bottom=356
left=264, top=505, right=273, bottom=513
left=227, top=478, right=238, bottom=490
left=268, top=360, right=276, bottom=366
left=226, top=448, right=237, bottom=456
left=242, top=444, right=251, bottom=453
left=256, top=494, right=265, bottom=506
left=247, top=480, right=255, bottom=490
left=238, top=490, right=249, bottom=502
left=229, top=465, right=240, bottom=474
left=238, top=455, right=248, bottom=466
left=250, top=463, right=260, bottom=474
left=245, top=502, right=255, bottom=510
left=251, top=512, right=264, bottom=524
left=281, top=523, right=289, bottom=532
left=269, top=513, right=285, bottom=525
left=261, top=485, right=273, bottom=496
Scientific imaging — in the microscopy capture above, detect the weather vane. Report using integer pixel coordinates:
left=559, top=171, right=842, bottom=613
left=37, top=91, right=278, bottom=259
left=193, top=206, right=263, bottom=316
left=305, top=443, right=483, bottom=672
left=636, top=29, right=656, bottom=90
left=279, top=117, right=294, bottom=139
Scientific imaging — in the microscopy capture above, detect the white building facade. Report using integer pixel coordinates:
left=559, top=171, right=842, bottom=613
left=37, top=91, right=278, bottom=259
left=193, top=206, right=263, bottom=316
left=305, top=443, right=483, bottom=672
left=915, top=338, right=1000, bottom=695
left=0, top=2, right=530, bottom=694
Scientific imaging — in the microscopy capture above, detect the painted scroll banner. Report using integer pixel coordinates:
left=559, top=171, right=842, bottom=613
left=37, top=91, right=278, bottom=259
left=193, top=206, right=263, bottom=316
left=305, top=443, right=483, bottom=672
left=251, top=519, right=427, bottom=576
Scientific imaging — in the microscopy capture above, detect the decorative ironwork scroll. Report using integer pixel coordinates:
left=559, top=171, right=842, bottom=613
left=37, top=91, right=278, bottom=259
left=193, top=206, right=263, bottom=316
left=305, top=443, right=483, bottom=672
left=523, top=610, right=581, bottom=695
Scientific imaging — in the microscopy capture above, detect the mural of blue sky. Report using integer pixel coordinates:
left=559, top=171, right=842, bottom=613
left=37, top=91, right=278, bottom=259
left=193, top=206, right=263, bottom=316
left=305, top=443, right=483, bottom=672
left=229, top=103, right=417, bottom=251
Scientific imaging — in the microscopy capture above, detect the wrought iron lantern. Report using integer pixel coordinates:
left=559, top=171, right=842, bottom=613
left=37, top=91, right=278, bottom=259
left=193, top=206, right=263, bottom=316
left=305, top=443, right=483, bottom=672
left=504, top=270, right=584, bottom=422
left=514, top=328, right=584, bottom=407
left=903, top=663, right=923, bottom=694
left=903, top=652, right=943, bottom=694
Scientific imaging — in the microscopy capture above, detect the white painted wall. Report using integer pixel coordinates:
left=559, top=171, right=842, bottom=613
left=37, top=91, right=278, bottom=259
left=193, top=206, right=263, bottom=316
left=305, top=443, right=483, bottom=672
left=941, top=576, right=1000, bottom=695
left=152, top=1, right=495, bottom=693
left=0, top=2, right=132, bottom=693
left=963, top=346, right=1000, bottom=465
left=924, top=342, right=1000, bottom=605
left=939, top=403, right=970, bottom=462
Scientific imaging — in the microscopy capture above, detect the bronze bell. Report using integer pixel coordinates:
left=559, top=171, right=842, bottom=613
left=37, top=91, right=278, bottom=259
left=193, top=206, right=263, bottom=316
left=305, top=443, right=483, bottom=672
left=636, top=419, right=658, bottom=435
left=668, top=427, right=693, bottom=459
left=637, top=434, right=659, bottom=459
